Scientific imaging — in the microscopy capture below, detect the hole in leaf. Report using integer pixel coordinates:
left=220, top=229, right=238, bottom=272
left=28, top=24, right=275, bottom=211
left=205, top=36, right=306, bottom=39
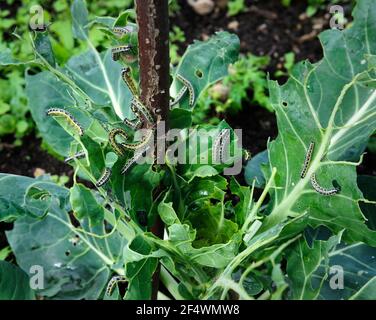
left=195, top=69, right=203, bottom=78
left=282, top=101, right=288, bottom=107
left=65, top=250, right=71, bottom=256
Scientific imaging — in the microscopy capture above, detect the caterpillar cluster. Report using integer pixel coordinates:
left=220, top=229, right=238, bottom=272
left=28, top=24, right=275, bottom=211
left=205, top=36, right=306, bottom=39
left=106, top=275, right=127, bottom=296
left=46, top=108, right=84, bottom=136
left=170, top=74, right=195, bottom=109
left=300, top=142, right=340, bottom=196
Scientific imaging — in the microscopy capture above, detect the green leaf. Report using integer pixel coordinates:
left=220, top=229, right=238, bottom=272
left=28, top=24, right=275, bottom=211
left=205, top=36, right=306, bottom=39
left=25, top=71, right=76, bottom=156
left=0, top=261, right=35, bottom=300
left=172, top=32, right=240, bottom=109
left=70, top=184, right=104, bottom=226
left=158, top=196, right=180, bottom=226
left=0, top=174, right=69, bottom=222
left=0, top=48, right=24, bottom=65
left=262, top=0, right=376, bottom=247
left=0, top=174, right=125, bottom=299
left=34, top=31, right=56, bottom=67
left=64, top=49, right=132, bottom=119
left=244, top=150, right=268, bottom=188
left=71, top=0, right=89, bottom=40
left=286, top=232, right=342, bottom=299
left=124, top=235, right=158, bottom=300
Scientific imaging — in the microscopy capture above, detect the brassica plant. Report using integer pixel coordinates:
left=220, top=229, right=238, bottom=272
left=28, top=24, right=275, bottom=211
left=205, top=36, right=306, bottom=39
left=0, top=0, right=376, bottom=300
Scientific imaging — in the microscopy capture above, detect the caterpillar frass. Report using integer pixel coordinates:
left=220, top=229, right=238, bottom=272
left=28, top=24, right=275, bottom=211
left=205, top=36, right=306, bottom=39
left=300, top=142, right=315, bottom=179
left=64, top=150, right=86, bottom=163
left=106, top=275, right=127, bottom=296
left=131, top=97, right=155, bottom=125
left=310, top=173, right=339, bottom=196
left=121, top=67, right=139, bottom=97
left=112, top=26, right=131, bottom=37
left=176, top=74, right=195, bottom=107
left=46, top=108, right=84, bottom=136
left=121, top=146, right=150, bottom=174
left=95, top=168, right=112, bottom=188
left=109, top=128, right=129, bottom=156
left=169, top=85, right=188, bottom=109
left=121, top=128, right=154, bottom=151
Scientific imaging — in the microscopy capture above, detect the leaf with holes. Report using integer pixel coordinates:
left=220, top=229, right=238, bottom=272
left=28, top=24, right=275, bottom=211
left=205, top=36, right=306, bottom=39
left=259, top=0, right=376, bottom=247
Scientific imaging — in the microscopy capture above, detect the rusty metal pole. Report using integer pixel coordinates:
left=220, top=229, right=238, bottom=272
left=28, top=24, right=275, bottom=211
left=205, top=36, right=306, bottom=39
left=135, top=0, right=169, bottom=300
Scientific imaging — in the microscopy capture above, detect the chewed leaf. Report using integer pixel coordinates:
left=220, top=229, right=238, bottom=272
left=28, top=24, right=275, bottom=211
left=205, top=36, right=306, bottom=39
left=172, top=32, right=240, bottom=109
left=261, top=0, right=376, bottom=246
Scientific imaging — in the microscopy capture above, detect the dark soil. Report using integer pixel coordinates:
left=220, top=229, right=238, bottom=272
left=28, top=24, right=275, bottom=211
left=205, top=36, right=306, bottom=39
left=0, top=134, right=73, bottom=179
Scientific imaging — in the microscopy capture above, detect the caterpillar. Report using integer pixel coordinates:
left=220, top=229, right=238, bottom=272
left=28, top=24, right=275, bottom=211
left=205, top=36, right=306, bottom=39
left=112, top=45, right=133, bottom=61
left=112, top=26, right=131, bottom=37
left=131, top=97, right=155, bottom=125
left=310, top=173, right=339, bottom=196
left=123, top=117, right=142, bottom=130
left=121, top=128, right=154, bottom=151
left=121, top=67, right=139, bottom=97
left=109, top=128, right=129, bottom=156
left=95, top=168, right=112, bottom=188
left=176, top=74, right=195, bottom=107
left=300, top=142, right=315, bottom=179
left=64, top=150, right=86, bottom=163
left=106, top=275, right=127, bottom=296
left=219, top=129, right=231, bottom=163
left=213, top=129, right=230, bottom=163
left=121, top=146, right=150, bottom=174
left=46, top=108, right=84, bottom=136
left=169, top=85, right=188, bottom=109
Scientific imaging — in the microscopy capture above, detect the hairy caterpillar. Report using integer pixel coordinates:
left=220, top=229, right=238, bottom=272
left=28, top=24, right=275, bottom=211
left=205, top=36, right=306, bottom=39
left=310, top=173, right=339, bottom=196
left=300, top=142, right=315, bottom=179
left=169, top=85, right=188, bottom=109
left=176, top=74, right=195, bottom=107
left=123, top=117, right=142, bottom=130
left=220, top=129, right=231, bottom=163
left=112, top=45, right=133, bottom=61
left=112, top=26, right=131, bottom=37
left=109, top=128, right=129, bottom=156
left=131, top=97, right=155, bottom=124
left=95, top=168, right=112, bottom=188
left=121, top=128, right=153, bottom=151
left=106, top=275, right=127, bottom=296
left=121, top=146, right=150, bottom=174
left=64, top=150, right=86, bottom=163
left=121, top=67, right=139, bottom=97
left=213, top=129, right=230, bottom=163
left=46, top=108, right=84, bottom=136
